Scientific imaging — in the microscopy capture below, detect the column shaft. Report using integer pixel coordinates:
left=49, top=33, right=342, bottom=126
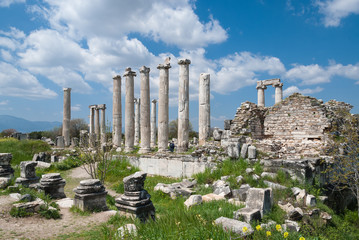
left=134, top=98, right=140, bottom=146
left=274, top=83, right=283, bottom=104
left=150, top=99, right=157, bottom=148
left=112, top=75, right=122, bottom=147
left=124, top=68, right=136, bottom=152
left=157, top=58, right=171, bottom=152
left=199, top=73, right=210, bottom=146
left=99, top=104, right=106, bottom=145
left=95, top=107, right=100, bottom=141
left=177, top=59, right=191, bottom=152
left=62, top=88, right=71, bottom=147
left=257, top=86, right=266, bottom=107
left=139, top=66, right=151, bottom=153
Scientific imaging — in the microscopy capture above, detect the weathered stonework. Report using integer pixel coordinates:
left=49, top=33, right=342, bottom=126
left=15, top=161, right=39, bottom=187
left=39, top=173, right=66, bottom=199
left=74, top=179, right=108, bottom=211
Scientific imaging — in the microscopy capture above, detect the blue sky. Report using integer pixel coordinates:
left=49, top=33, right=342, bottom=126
left=0, top=0, right=359, bottom=131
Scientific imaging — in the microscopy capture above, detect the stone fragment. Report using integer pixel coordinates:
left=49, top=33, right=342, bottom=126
left=234, top=207, right=261, bottom=223
left=232, top=184, right=250, bottom=201
left=39, top=173, right=66, bottom=199
left=15, top=161, right=40, bottom=187
left=221, top=176, right=230, bottom=181
left=9, top=193, right=21, bottom=200
left=56, top=136, right=65, bottom=148
left=306, top=194, right=317, bottom=207
left=289, top=207, right=304, bottom=221
left=247, top=146, right=256, bottom=159
left=246, top=188, right=272, bottom=216
left=291, top=187, right=301, bottom=196
left=296, top=189, right=306, bottom=202
left=263, top=180, right=286, bottom=190
left=245, top=168, right=254, bottom=174
left=319, top=196, right=328, bottom=204
left=260, top=220, right=277, bottom=229
left=284, top=220, right=300, bottom=232
left=13, top=198, right=45, bottom=213
left=0, top=153, right=14, bottom=189
left=236, top=175, right=243, bottom=183
left=115, top=171, right=155, bottom=222
left=117, top=224, right=137, bottom=238
left=154, top=179, right=195, bottom=198
left=215, top=217, right=253, bottom=236
left=261, top=172, right=278, bottom=179
left=320, top=211, right=332, bottom=223
left=36, top=161, right=51, bottom=168
left=227, top=198, right=244, bottom=206
left=213, top=128, right=223, bottom=141
left=252, top=174, right=260, bottom=181
left=213, top=180, right=232, bottom=198
left=202, top=193, right=225, bottom=202
left=278, top=202, right=295, bottom=213
left=227, top=143, right=241, bottom=159
left=56, top=198, right=74, bottom=208
left=184, top=195, right=202, bottom=208
left=0, top=177, right=10, bottom=189
left=74, top=179, right=107, bottom=211
left=224, top=120, right=232, bottom=130
left=240, top=144, right=248, bottom=158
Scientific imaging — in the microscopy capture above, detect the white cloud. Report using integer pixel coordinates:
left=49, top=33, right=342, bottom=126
left=71, top=104, right=81, bottom=112
left=0, top=0, right=25, bottom=7
left=316, top=0, right=359, bottom=27
left=283, top=86, right=323, bottom=97
left=0, top=62, right=57, bottom=99
left=0, top=100, right=9, bottom=105
left=0, top=27, right=25, bottom=39
left=0, top=37, right=17, bottom=50
left=40, top=0, right=227, bottom=49
left=1, top=49, right=13, bottom=62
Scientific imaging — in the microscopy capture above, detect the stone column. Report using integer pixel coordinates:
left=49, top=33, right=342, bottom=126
left=62, top=88, right=71, bottom=147
left=89, top=105, right=96, bottom=147
left=124, top=67, right=136, bottom=152
left=139, top=66, right=151, bottom=153
left=112, top=75, right=122, bottom=148
left=157, top=58, right=171, bottom=152
left=199, top=73, right=210, bottom=146
left=257, top=85, right=267, bottom=107
left=177, top=59, right=191, bottom=152
left=274, top=82, right=283, bottom=104
left=95, top=106, right=100, bottom=141
left=150, top=99, right=157, bottom=148
left=98, top=104, right=106, bottom=145
left=134, top=98, right=140, bottom=146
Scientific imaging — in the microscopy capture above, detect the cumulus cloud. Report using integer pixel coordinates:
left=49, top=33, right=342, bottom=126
left=40, top=0, right=227, bottom=49
left=283, top=85, right=323, bottom=97
left=316, top=0, right=359, bottom=27
left=0, top=62, right=57, bottom=99
left=0, top=0, right=25, bottom=7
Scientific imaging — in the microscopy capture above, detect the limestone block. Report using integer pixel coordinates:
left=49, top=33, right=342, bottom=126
left=245, top=168, right=254, bottom=174
left=246, top=188, right=272, bottom=216
left=56, top=136, right=65, bottom=148
left=241, top=144, right=248, bottom=159
left=167, top=160, right=183, bottom=178
left=284, top=220, right=300, bottom=232
left=117, top=224, right=137, bottom=238
left=296, top=189, right=306, bottom=202
left=234, top=207, right=261, bottom=223
left=227, top=143, right=241, bottom=159
left=184, top=195, right=202, bottom=208
left=202, top=193, right=225, bottom=202
left=291, top=187, right=302, bottom=196
left=306, top=194, right=317, bottom=207
left=252, top=174, right=260, bottom=181
left=289, top=207, right=304, bottom=221
left=236, top=175, right=244, bottom=183
left=278, top=202, right=294, bottom=213
left=263, top=180, right=286, bottom=190
left=261, top=172, right=277, bottom=179
left=213, top=128, right=223, bottom=141
left=0, top=177, right=10, bottom=189
left=224, top=120, right=232, bottom=130
left=215, top=217, right=253, bottom=236
left=56, top=198, right=74, bottom=208
left=248, top=146, right=257, bottom=159
left=20, top=161, right=37, bottom=178
left=0, top=153, right=12, bottom=165
left=232, top=184, right=250, bottom=201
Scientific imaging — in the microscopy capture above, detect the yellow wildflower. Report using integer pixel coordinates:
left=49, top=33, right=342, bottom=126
left=276, top=224, right=282, bottom=232
left=242, top=226, right=248, bottom=233
left=299, top=237, right=305, bottom=240
left=283, top=232, right=289, bottom=238
left=266, top=231, right=271, bottom=237
left=256, top=225, right=262, bottom=231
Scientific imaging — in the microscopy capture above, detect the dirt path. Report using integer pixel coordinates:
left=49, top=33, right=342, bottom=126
left=0, top=166, right=122, bottom=240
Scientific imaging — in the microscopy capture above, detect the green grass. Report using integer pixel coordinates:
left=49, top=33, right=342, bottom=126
left=0, top=138, right=51, bottom=165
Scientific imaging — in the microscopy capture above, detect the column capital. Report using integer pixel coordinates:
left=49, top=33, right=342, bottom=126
left=178, top=58, right=191, bottom=65
left=273, top=82, right=283, bottom=87
left=157, top=63, right=171, bottom=70
left=113, top=75, right=121, bottom=80
left=89, top=104, right=97, bottom=109
left=139, top=66, right=150, bottom=73
left=256, top=85, right=267, bottom=90
left=200, top=73, right=210, bottom=80
left=97, top=104, right=106, bottom=110
left=123, top=67, right=137, bottom=77
left=63, top=87, right=71, bottom=92
left=152, top=99, right=157, bottom=104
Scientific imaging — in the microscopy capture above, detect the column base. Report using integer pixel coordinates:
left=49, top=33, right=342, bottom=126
left=139, top=148, right=151, bottom=154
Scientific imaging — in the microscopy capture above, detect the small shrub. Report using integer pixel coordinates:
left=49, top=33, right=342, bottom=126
left=10, top=206, right=33, bottom=218
left=39, top=205, right=61, bottom=219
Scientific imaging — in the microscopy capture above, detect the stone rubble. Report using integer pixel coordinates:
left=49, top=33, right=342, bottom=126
left=15, top=161, right=39, bottom=187
left=0, top=153, right=14, bottom=189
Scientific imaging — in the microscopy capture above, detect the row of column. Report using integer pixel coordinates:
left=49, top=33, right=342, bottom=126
left=88, top=104, right=107, bottom=146
left=256, top=82, right=283, bottom=107
left=112, top=58, right=211, bottom=153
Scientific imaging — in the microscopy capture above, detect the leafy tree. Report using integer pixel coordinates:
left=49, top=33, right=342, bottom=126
left=0, top=128, right=17, bottom=137
left=325, top=109, right=359, bottom=217
left=168, top=119, right=198, bottom=140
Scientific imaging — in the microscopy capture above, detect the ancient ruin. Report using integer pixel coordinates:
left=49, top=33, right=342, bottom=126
left=15, top=161, right=39, bottom=187
left=38, top=173, right=66, bottom=199
left=0, top=153, right=14, bottom=188
left=199, top=73, right=211, bottom=146
left=115, top=171, right=155, bottom=222
left=134, top=98, right=141, bottom=146
left=62, top=88, right=71, bottom=147
left=88, top=104, right=107, bottom=147
left=112, top=75, right=122, bottom=148
left=139, top=66, right=151, bottom=153
left=124, top=67, right=136, bottom=152
left=256, top=78, right=283, bottom=107
left=73, top=179, right=108, bottom=211
left=150, top=99, right=157, bottom=149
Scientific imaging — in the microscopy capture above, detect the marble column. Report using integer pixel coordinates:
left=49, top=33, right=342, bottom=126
left=157, top=58, right=171, bottom=152
left=62, top=88, right=71, bottom=147
left=150, top=99, right=157, bottom=148
left=124, top=67, right=136, bottom=152
left=134, top=98, right=140, bottom=146
left=112, top=75, right=122, bottom=148
left=98, top=104, right=106, bottom=145
left=257, top=85, right=267, bottom=107
left=139, top=66, right=151, bottom=153
left=199, top=73, right=210, bottom=146
left=274, top=82, right=283, bottom=104
left=177, top=59, right=191, bottom=152
left=95, top=106, right=100, bottom=141
left=89, top=105, right=97, bottom=147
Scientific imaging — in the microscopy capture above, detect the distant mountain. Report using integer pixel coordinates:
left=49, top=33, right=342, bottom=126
left=0, top=115, right=62, bottom=133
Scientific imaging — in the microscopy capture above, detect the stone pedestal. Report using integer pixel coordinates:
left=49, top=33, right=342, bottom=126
left=134, top=98, right=141, bottom=146
left=115, top=171, right=155, bottom=222
left=62, top=88, right=71, bottom=147
left=113, top=75, right=122, bottom=147
left=177, top=59, right=191, bottom=152
left=199, top=73, right=210, bottom=146
left=124, top=67, right=136, bottom=152
left=74, top=179, right=108, bottom=211
left=157, top=58, right=171, bottom=152
left=15, top=161, right=39, bottom=187
left=0, top=153, right=14, bottom=188
left=139, top=66, right=151, bottom=153
left=56, top=136, right=65, bottom=148
left=39, top=173, right=66, bottom=199
left=150, top=99, right=157, bottom=148
left=274, top=82, right=283, bottom=104
left=257, top=85, right=267, bottom=107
